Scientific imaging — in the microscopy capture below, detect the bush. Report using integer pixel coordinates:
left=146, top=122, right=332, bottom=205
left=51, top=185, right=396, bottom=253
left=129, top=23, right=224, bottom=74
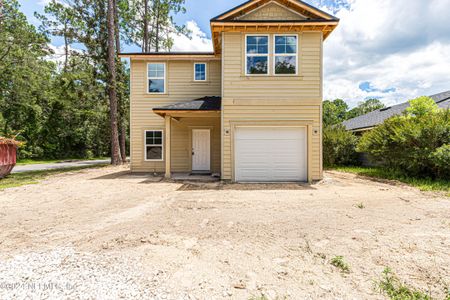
left=357, top=97, right=450, bottom=179
left=430, top=144, right=450, bottom=178
left=323, top=125, right=359, bottom=167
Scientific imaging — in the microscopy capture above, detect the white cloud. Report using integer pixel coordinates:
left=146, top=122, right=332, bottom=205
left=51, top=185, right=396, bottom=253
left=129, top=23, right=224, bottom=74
left=170, top=21, right=213, bottom=52
left=173, top=3, right=450, bottom=107
left=38, top=0, right=53, bottom=5
left=46, top=44, right=81, bottom=66
left=42, top=2, right=450, bottom=107
left=322, top=0, right=450, bottom=106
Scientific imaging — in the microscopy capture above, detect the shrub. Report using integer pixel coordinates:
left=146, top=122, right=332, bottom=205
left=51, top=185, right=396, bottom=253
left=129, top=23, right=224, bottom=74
left=323, top=124, right=359, bottom=167
left=376, top=267, right=432, bottom=300
left=330, top=256, right=350, bottom=273
left=357, top=97, right=450, bottom=179
left=430, top=144, right=450, bottom=179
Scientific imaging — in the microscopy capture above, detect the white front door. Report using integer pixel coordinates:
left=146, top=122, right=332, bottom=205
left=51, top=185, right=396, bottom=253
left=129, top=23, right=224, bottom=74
left=192, top=129, right=211, bottom=171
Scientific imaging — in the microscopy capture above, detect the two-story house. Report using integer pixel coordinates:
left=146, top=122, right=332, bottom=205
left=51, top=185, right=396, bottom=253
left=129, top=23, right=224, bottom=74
left=120, top=0, right=339, bottom=182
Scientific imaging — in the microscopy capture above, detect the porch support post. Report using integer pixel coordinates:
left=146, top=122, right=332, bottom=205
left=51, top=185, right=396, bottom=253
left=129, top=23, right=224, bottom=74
left=165, top=115, right=171, bottom=178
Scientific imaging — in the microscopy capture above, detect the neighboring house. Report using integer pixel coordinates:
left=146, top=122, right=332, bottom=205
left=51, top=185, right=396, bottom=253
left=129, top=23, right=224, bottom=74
left=120, top=0, right=339, bottom=182
left=342, top=91, right=450, bottom=133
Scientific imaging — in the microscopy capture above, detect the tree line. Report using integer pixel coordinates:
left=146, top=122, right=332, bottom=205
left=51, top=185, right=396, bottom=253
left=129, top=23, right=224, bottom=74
left=0, top=0, right=186, bottom=164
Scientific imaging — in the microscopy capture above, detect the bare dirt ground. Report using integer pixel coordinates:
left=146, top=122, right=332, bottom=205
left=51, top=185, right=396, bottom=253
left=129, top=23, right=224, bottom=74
left=0, top=166, right=449, bottom=299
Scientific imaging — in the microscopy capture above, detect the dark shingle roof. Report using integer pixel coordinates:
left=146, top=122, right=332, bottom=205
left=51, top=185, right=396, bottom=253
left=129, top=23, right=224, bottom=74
left=342, top=91, right=450, bottom=131
left=153, top=96, right=221, bottom=111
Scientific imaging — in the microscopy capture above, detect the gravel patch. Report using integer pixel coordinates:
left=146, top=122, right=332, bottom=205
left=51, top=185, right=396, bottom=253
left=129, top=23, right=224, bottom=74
left=0, top=247, right=184, bottom=300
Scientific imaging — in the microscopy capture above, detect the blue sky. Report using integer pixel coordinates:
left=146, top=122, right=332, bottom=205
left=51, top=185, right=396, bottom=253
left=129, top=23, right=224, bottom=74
left=18, top=0, right=450, bottom=106
left=19, top=0, right=339, bottom=49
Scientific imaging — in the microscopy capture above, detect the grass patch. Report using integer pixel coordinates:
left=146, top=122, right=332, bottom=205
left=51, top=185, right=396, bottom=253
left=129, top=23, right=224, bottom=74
left=0, top=164, right=108, bottom=190
left=354, top=202, right=365, bottom=209
left=248, top=297, right=269, bottom=300
left=16, top=157, right=108, bottom=166
left=376, top=267, right=433, bottom=300
left=330, top=256, right=350, bottom=273
left=332, top=166, right=450, bottom=194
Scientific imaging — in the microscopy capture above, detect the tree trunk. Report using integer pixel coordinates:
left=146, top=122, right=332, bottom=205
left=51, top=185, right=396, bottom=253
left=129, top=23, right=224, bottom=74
left=143, top=0, right=149, bottom=52
left=107, top=0, right=121, bottom=165
left=113, top=0, right=127, bottom=163
left=0, top=0, right=4, bottom=23
left=154, top=0, right=160, bottom=52
left=63, top=22, right=69, bottom=70
left=119, top=125, right=127, bottom=163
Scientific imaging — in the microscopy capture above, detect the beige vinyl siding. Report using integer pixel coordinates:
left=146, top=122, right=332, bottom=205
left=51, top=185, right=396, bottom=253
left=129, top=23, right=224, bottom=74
left=130, top=59, right=221, bottom=172
left=238, top=2, right=306, bottom=21
left=222, top=31, right=323, bottom=180
left=171, top=117, right=221, bottom=173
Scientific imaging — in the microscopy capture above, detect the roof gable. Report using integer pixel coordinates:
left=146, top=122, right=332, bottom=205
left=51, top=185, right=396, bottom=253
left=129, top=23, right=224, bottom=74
left=212, top=0, right=338, bottom=21
left=237, top=1, right=307, bottom=21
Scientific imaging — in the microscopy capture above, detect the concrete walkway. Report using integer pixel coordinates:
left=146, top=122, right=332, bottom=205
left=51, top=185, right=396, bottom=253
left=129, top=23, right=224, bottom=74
left=12, top=159, right=110, bottom=173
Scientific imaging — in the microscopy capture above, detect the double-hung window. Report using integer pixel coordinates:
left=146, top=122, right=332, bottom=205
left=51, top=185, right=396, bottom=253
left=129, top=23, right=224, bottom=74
left=194, top=63, right=207, bottom=81
left=148, top=63, right=166, bottom=93
left=274, top=35, right=298, bottom=75
left=246, top=35, right=269, bottom=75
left=145, top=130, right=163, bottom=161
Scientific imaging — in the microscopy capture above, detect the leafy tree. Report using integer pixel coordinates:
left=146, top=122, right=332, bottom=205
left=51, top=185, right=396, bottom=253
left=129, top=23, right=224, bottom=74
left=40, top=0, right=129, bottom=164
left=0, top=0, right=54, bottom=156
left=358, top=97, right=450, bottom=179
left=347, top=98, right=385, bottom=119
left=35, top=2, right=76, bottom=69
left=40, top=55, right=110, bottom=158
left=122, top=0, right=188, bottom=52
left=323, top=99, right=348, bottom=127
left=406, top=96, right=438, bottom=117
left=1, top=0, right=128, bottom=160
left=323, top=124, right=359, bottom=167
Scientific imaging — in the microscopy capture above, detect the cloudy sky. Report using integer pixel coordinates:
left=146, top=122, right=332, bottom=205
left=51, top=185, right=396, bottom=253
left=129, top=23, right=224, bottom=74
left=19, top=0, right=450, bottom=107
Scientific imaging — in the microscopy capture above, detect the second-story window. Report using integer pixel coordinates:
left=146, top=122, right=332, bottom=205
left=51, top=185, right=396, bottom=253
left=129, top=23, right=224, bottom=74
left=246, top=35, right=269, bottom=75
left=194, top=63, right=207, bottom=81
left=274, top=35, right=297, bottom=75
left=148, top=63, right=166, bottom=93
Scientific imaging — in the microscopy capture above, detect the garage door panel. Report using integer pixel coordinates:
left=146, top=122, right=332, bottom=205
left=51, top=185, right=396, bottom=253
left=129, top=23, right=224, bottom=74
left=235, top=127, right=307, bottom=182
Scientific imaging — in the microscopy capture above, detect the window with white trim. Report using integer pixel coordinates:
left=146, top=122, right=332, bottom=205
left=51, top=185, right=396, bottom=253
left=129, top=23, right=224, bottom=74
left=147, top=63, right=165, bottom=93
left=194, top=63, right=207, bottom=81
left=145, top=130, right=163, bottom=160
left=274, top=35, right=297, bottom=75
left=246, top=35, right=269, bottom=75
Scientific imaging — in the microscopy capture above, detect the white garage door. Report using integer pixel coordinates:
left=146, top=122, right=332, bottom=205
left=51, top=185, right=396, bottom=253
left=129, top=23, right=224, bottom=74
left=234, top=127, right=307, bottom=182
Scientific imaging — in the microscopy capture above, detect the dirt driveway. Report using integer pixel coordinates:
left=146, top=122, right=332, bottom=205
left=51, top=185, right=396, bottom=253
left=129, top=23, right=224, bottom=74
left=0, top=166, right=449, bottom=299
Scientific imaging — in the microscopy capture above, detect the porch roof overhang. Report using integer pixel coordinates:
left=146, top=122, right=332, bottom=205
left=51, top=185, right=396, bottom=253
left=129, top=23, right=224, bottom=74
left=153, top=96, right=222, bottom=118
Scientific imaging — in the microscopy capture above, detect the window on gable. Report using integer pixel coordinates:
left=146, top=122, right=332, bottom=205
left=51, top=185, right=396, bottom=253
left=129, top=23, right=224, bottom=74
left=246, top=35, right=269, bottom=75
left=194, top=63, right=207, bottom=81
left=148, top=63, right=165, bottom=93
left=145, top=130, right=163, bottom=160
left=274, top=35, right=297, bottom=75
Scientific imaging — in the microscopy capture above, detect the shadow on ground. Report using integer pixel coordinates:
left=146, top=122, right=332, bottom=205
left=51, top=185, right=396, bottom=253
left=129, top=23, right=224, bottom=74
left=91, top=171, right=163, bottom=181
left=177, top=182, right=316, bottom=191
left=90, top=170, right=316, bottom=190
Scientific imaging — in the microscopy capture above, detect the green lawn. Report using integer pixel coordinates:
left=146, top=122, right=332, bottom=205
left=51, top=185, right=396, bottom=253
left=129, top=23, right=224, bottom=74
left=16, top=157, right=108, bottom=166
left=0, top=164, right=108, bottom=190
left=333, top=166, right=450, bottom=194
